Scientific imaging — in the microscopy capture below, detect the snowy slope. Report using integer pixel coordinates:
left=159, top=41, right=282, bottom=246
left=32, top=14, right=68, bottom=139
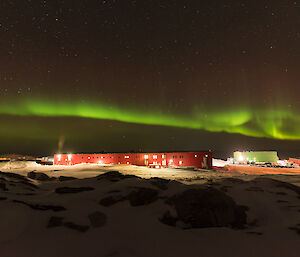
left=1, top=163, right=300, bottom=257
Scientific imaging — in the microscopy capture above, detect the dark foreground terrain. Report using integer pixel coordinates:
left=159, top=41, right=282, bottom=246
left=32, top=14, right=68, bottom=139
left=1, top=169, right=300, bottom=257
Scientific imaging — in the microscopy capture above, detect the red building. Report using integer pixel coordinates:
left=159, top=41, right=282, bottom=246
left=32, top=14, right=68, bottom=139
left=289, top=158, right=300, bottom=166
left=54, top=151, right=212, bottom=169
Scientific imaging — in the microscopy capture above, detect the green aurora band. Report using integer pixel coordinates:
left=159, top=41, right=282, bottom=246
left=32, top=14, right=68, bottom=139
left=0, top=99, right=300, bottom=140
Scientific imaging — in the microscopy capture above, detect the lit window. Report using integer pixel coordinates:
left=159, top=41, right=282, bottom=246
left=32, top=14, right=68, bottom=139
left=205, top=154, right=208, bottom=157
left=162, top=155, right=165, bottom=158
left=153, top=155, right=157, bottom=159
left=68, top=154, right=72, bottom=161
left=88, top=156, right=91, bottom=159
left=179, top=161, right=183, bottom=165
left=144, top=155, right=148, bottom=159
left=125, top=156, right=129, bottom=159
left=57, top=154, right=61, bottom=161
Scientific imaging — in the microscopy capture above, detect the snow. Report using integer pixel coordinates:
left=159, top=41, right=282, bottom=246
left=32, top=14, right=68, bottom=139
left=1, top=161, right=300, bottom=257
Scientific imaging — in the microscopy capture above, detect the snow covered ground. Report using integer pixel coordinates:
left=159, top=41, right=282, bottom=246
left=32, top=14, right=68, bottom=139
left=1, top=161, right=300, bottom=257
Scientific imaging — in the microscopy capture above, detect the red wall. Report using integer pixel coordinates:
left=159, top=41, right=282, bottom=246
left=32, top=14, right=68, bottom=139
left=54, top=151, right=212, bottom=169
left=289, top=158, right=300, bottom=166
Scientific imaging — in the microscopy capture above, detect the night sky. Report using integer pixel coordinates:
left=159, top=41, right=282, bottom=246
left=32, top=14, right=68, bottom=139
left=0, top=0, right=299, bottom=158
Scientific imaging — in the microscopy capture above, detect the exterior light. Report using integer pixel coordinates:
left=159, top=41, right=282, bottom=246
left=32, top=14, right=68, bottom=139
left=144, top=155, right=148, bottom=159
left=57, top=154, right=61, bottom=161
left=179, top=161, right=182, bottom=165
left=195, top=154, right=198, bottom=158
left=68, top=154, right=72, bottom=160
left=153, top=155, right=157, bottom=159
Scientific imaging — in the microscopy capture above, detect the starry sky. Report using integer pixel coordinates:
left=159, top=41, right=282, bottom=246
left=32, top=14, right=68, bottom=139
left=0, top=0, right=299, bottom=157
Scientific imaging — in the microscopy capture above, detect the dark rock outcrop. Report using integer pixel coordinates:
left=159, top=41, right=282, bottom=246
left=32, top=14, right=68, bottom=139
left=127, top=187, right=159, bottom=206
left=47, top=217, right=90, bottom=232
left=63, top=222, right=89, bottom=232
left=99, top=195, right=125, bottom=207
left=0, top=171, right=29, bottom=181
left=0, top=182, right=8, bottom=191
left=100, top=187, right=159, bottom=207
left=96, top=171, right=138, bottom=182
left=47, top=216, right=64, bottom=228
left=149, top=177, right=170, bottom=190
left=161, top=188, right=247, bottom=229
left=58, top=176, right=77, bottom=182
left=55, top=187, right=94, bottom=194
left=27, top=171, right=55, bottom=181
left=13, top=200, right=66, bottom=211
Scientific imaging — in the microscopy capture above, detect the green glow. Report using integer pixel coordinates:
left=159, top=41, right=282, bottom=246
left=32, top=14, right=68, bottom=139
left=0, top=98, right=300, bottom=140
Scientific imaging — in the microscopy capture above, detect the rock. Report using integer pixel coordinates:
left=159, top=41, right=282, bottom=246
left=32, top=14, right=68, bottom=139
left=63, top=222, right=89, bottom=232
left=19, top=181, right=38, bottom=189
left=149, top=177, right=170, bottom=190
left=160, top=210, right=177, bottom=226
left=0, top=182, right=8, bottom=191
left=289, top=226, right=300, bottom=235
left=100, top=187, right=159, bottom=207
left=127, top=187, right=159, bottom=206
left=246, top=231, right=263, bottom=235
left=13, top=200, right=66, bottom=211
left=55, top=187, right=94, bottom=194
left=58, top=176, right=77, bottom=182
left=96, top=171, right=138, bottom=182
left=47, top=216, right=64, bottom=228
left=88, top=211, right=107, bottom=228
left=27, top=171, right=55, bottom=181
left=99, top=195, right=125, bottom=207
left=161, top=188, right=247, bottom=229
left=0, top=171, right=29, bottom=182
left=245, top=187, right=264, bottom=192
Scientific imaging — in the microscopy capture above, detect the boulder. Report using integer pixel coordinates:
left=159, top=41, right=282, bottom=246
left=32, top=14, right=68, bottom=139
left=161, top=188, right=247, bottom=229
left=13, top=200, right=66, bottom=211
left=127, top=187, right=159, bottom=206
left=63, top=222, right=89, bottom=232
left=0, top=182, right=8, bottom=191
left=58, top=176, right=77, bottom=182
left=27, top=171, right=55, bottom=181
left=97, top=171, right=138, bottom=182
left=47, top=216, right=64, bottom=228
left=55, top=187, right=94, bottom=194
left=99, top=195, right=124, bottom=207
left=149, top=177, right=170, bottom=190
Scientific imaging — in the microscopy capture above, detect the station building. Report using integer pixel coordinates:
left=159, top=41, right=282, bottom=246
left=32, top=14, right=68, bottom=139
left=289, top=157, right=300, bottom=166
left=54, top=151, right=212, bottom=169
left=234, top=151, right=278, bottom=164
